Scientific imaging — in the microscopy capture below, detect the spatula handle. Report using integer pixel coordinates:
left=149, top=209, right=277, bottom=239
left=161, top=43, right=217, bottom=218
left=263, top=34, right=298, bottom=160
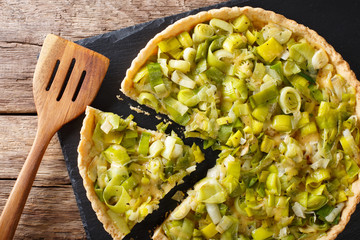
left=0, top=127, right=54, bottom=239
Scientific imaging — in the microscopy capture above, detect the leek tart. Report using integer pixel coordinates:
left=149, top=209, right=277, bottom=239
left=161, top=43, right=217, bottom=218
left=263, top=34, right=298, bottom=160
left=77, top=107, right=204, bottom=239
left=121, top=6, right=360, bottom=240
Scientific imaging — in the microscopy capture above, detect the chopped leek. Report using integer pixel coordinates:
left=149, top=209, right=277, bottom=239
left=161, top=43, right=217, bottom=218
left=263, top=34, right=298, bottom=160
left=279, top=87, right=301, bottom=114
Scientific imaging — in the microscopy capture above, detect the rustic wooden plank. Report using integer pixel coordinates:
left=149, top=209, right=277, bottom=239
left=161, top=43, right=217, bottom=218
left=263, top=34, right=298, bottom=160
left=0, top=115, right=70, bottom=185
left=0, top=0, right=226, bottom=113
left=0, top=114, right=85, bottom=238
left=0, top=180, right=86, bottom=239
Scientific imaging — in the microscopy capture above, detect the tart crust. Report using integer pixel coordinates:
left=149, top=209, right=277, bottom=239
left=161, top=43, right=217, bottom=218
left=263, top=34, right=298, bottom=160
left=118, top=6, right=360, bottom=240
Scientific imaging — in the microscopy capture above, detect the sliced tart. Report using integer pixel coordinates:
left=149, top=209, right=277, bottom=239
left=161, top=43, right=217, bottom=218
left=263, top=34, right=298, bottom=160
left=77, top=107, right=204, bottom=239
left=121, top=6, right=360, bottom=240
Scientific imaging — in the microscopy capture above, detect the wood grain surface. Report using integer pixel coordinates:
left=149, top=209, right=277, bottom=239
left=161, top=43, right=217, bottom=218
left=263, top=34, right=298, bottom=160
left=0, top=0, right=226, bottom=239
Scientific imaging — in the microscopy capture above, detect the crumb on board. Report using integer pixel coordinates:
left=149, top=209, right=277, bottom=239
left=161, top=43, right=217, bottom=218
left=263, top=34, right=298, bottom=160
left=130, top=105, right=150, bottom=115
left=171, top=190, right=185, bottom=202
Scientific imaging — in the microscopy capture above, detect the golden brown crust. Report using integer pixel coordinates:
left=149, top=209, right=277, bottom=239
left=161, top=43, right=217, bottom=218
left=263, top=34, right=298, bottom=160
left=118, top=7, right=360, bottom=240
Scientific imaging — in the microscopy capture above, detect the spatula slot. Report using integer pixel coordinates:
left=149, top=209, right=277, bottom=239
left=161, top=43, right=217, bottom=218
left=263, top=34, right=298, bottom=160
left=46, top=60, right=60, bottom=91
left=72, top=70, right=86, bottom=102
left=57, top=58, right=76, bottom=101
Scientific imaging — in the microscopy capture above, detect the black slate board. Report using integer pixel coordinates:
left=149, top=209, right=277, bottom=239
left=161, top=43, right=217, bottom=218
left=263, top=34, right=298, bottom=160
left=57, top=0, right=360, bottom=239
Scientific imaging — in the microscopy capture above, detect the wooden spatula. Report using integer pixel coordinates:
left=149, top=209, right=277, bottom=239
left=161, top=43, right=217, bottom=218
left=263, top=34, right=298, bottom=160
left=0, top=34, right=110, bottom=239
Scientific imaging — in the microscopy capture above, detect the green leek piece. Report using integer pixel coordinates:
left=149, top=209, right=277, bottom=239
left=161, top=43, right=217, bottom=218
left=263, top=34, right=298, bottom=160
left=218, top=124, right=233, bottom=143
left=251, top=227, right=273, bottom=240
left=232, top=14, right=251, bottom=32
left=158, top=37, right=181, bottom=52
left=195, top=58, right=207, bottom=74
left=291, top=74, right=310, bottom=98
left=298, top=112, right=310, bottom=128
left=147, top=62, right=166, bottom=95
left=289, top=42, right=315, bottom=66
left=163, top=96, right=191, bottom=125
left=256, top=37, right=283, bottom=63
left=252, top=119, right=264, bottom=135
left=345, top=157, right=360, bottom=178
left=252, top=105, right=269, bottom=122
left=169, top=59, right=191, bottom=73
left=283, top=60, right=301, bottom=76
left=178, top=218, right=195, bottom=240
left=177, top=31, right=193, bottom=48
left=205, top=66, right=226, bottom=83
left=309, top=84, right=324, bottom=101
left=340, top=129, right=359, bottom=157
left=183, top=47, right=196, bottom=63
left=103, top=144, right=131, bottom=165
left=197, top=178, right=227, bottom=203
left=217, top=116, right=233, bottom=126
left=106, top=210, right=130, bottom=235
left=227, top=160, right=241, bottom=180
left=246, top=30, right=257, bottom=45
left=249, top=84, right=279, bottom=108
left=99, top=112, right=121, bottom=134
left=195, top=39, right=211, bottom=62
left=92, top=123, right=106, bottom=151
left=161, top=136, right=177, bottom=160
left=138, top=92, right=160, bottom=112
left=279, top=87, right=301, bottom=114
left=149, top=140, right=164, bottom=157
left=260, top=135, right=275, bottom=153
left=94, top=183, right=104, bottom=202
left=208, top=36, right=228, bottom=72
left=178, top=89, right=199, bottom=107
left=272, top=115, right=292, bottom=132
left=121, top=175, right=138, bottom=191
left=298, top=71, right=316, bottom=85
left=266, top=172, right=281, bottom=195
left=210, top=18, right=233, bottom=33
left=307, top=194, right=328, bottom=211
left=194, top=24, right=215, bottom=42
left=300, top=122, right=317, bottom=136
left=122, top=130, right=138, bottom=148
left=133, top=66, right=148, bottom=83
left=171, top=70, right=196, bottom=89
left=201, top=222, right=218, bottom=239
left=222, top=33, right=246, bottom=53
left=191, top=143, right=205, bottom=163
left=295, top=192, right=308, bottom=208
left=222, top=175, right=241, bottom=197
left=226, top=130, right=243, bottom=147
left=103, top=185, right=131, bottom=213
left=168, top=48, right=183, bottom=60
left=252, top=62, right=266, bottom=82
left=233, top=102, right=251, bottom=116
left=138, top=132, right=151, bottom=155
left=271, top=61, right=291, bottom=86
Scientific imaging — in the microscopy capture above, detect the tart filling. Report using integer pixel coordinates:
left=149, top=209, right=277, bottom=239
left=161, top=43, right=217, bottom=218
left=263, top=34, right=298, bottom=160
left=120, top=6, right=360, bottom=240
left=77, top=107, right=204, bottom=239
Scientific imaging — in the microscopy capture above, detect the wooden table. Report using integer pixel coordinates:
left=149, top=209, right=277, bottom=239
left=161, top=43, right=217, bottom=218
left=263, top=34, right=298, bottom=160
left=0, top=0, right=226, bottom=238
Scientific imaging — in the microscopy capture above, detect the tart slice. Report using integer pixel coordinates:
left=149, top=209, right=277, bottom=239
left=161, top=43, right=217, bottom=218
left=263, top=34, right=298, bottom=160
left=121, top=6, right=360, bottom=240
left=77, top=107, right=204, bottom=239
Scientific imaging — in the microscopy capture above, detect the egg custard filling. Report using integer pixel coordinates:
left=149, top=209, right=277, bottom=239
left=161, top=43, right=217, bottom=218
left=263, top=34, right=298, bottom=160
left=77, top=107, right=204, bottom=238
left=122, top=10, right=360, bottom=240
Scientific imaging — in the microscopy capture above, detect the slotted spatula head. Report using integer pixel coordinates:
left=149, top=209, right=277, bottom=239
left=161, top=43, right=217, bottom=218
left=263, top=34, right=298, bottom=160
left=33, top=34, right=110, bottom=132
